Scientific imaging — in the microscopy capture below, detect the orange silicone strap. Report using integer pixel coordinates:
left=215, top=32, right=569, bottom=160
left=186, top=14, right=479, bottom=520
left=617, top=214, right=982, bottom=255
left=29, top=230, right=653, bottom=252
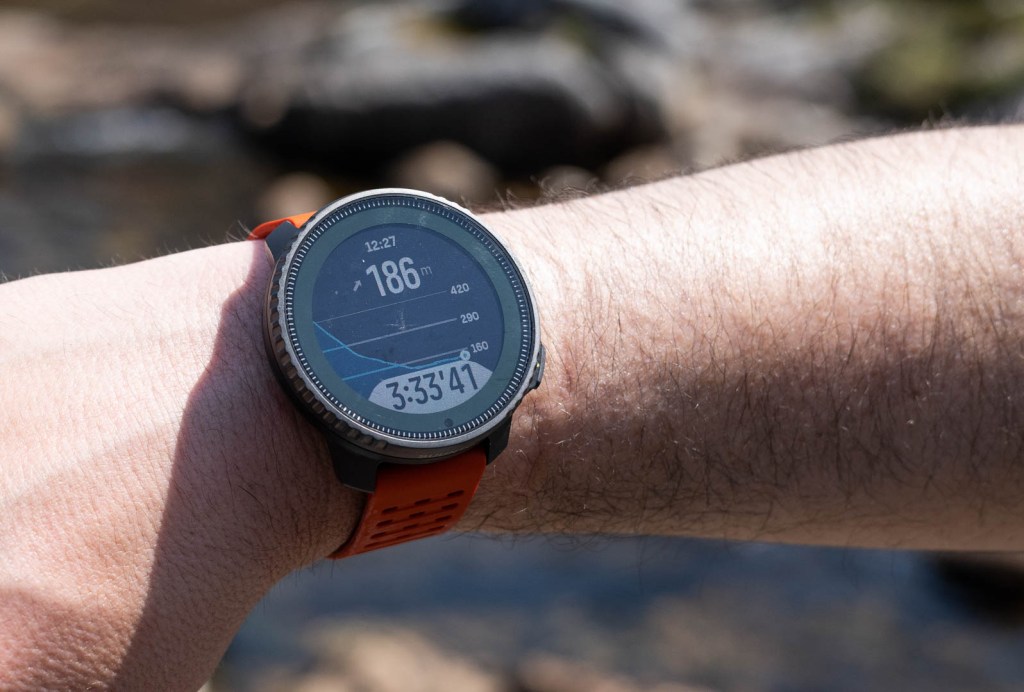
left=329, top=448, right=487, bottom=559
left=247, top=211, right=316, bottom=241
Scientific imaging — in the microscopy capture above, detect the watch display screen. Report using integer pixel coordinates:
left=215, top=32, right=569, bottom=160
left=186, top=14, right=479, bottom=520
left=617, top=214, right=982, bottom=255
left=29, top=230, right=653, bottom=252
left=281, top=192, right=537, bottom=444
left=311, top=225, right=503, bottom=414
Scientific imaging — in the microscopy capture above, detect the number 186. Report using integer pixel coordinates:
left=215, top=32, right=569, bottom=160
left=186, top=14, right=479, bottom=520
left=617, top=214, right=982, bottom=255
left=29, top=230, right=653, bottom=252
left=366, top=257, right=421, bottom=296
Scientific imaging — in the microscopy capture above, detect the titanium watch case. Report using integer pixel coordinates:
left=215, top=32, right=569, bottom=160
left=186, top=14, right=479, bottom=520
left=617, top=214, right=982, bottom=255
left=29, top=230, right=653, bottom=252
left=260, top=189, right=545, bottom=492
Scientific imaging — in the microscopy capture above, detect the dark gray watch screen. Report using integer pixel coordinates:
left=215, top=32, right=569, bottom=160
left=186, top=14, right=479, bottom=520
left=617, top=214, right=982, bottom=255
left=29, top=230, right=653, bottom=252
left=312, top=225, right=503, bottom=414
left=283, top=192, right=536, bottom=442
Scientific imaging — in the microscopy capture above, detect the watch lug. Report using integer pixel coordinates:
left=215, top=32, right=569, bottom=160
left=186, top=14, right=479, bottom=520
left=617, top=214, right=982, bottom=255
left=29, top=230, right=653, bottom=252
left=326, top=435, right=381, bottom=492
left=530, top=343, right=546, bottom=391
left=265, top=221, right=301, bottom=262
left=484, top=419, right=513, bottom=464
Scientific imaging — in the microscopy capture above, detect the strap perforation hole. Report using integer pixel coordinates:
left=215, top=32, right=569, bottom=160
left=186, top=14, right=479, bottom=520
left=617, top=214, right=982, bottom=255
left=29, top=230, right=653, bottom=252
left=382, top=507, right=399, bottom=515
left=441, top=503, right=458, bottom=511
left=366, top=525, right=446, bottom=550
left=414, top=498, right=432, bottom=506
left=434, top=515, right=453, bottom=524
left=447, top=490, right=465, bottom=499
left=410, top=511, right=426, bottom=519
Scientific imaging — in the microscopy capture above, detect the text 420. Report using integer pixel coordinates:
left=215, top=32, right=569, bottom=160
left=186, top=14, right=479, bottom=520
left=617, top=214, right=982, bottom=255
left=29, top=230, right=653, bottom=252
left=386, top=364, right=480, bottom=410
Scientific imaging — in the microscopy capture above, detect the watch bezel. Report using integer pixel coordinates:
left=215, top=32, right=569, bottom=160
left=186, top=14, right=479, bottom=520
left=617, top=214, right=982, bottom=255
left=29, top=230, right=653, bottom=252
left=269, top=188, right=542, bottom=458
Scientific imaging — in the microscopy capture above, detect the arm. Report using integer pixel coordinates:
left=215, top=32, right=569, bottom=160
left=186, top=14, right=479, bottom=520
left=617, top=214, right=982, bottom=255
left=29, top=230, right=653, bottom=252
left=479, top=124, right=1024, bottom=550
left=0, top=125, right=1021, bottom=687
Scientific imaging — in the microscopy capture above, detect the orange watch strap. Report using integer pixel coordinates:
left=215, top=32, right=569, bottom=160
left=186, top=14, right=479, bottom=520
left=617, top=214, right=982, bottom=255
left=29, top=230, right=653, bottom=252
left=329, top=448, right=487, bottom=559
left=247, top=211, right=316, bottom=241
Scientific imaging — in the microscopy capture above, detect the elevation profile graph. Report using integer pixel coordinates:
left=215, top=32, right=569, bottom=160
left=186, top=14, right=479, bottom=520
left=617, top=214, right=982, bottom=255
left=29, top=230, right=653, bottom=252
left=309, top=253, right=505, bottom=414
left=315, top=322, right=463, bottom=391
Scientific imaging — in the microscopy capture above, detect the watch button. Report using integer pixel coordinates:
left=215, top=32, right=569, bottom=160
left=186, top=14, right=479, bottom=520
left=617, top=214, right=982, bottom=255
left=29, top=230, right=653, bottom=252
left=529, top=344, right=546, bottom=391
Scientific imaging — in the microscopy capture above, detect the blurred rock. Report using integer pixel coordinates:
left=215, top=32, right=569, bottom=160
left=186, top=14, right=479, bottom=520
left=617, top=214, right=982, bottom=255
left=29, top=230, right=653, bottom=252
left=516, top=654, right=706, bottom=692
left=257, top=172, right=335, bottom=222
left=448, top=0, right=679, bottom=47
left=0, top=1, right=889, bottom=181
left=11, top=107, right=233, bottom=164
left=603, top=145, right=683, bottom=185
left=0, top=0, right=295, bottom=23
left=238, top=3, right=668, bottom=175
left=538, top=165, right=599, bottom=196
left=449, top=0, right=552, bottom=30
left=2, top=0, right=1018, bottom=186
left=239, top=621, right=711, bottom=692
left=682, top=91, right=876, bottom=167
left=0, top=99, right=21, bottom=157
left=932, top=553, right=1024, bottom=628
left=988, top=89, right=1024, bottom=123
left=387, top=141, right=499, bottom=205
left=667, top=3, right=894, bottom=106
left=0, top=10, right=246, bottom=115
left=853, top=1, right=1024, bottom=120
left=253, top=623, right=502, bottom=692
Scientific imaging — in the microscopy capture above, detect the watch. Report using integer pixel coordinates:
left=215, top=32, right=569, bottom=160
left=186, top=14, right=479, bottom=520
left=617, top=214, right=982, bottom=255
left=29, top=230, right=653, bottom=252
left=247, top=189, right=544, bottom=558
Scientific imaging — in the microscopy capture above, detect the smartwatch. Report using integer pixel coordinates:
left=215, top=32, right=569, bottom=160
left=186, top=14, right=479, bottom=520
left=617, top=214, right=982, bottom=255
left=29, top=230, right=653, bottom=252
left=248, top=189, right=544, bottom=558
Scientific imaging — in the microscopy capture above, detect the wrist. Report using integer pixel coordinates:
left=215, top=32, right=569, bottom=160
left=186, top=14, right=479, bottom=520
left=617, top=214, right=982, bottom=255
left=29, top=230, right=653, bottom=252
left=172, top=240, right=361, bottom=572
left=0, top=241, right=360, bottom=689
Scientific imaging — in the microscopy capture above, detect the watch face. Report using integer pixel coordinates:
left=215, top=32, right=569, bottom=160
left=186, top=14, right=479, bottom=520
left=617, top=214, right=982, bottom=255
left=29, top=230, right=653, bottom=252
left=277, top=190, right=539, bottom=449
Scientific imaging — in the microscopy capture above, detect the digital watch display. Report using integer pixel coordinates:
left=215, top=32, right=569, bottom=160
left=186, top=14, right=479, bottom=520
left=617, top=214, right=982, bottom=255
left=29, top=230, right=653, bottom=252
left=317, top=227, right=501, bottom=419
left=251, top=190, right=543, bottom=557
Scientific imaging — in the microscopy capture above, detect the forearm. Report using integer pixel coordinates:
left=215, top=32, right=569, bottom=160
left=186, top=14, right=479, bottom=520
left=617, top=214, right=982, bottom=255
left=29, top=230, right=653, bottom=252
left=472, top=124, right=1024, bottom=550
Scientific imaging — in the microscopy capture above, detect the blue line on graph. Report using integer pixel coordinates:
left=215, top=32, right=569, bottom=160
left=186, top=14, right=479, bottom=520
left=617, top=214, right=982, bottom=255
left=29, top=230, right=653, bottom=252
left=314, top=322, right=461, bottom=382
left=342, top=356, right=461, bottom=382
left=315, top=322, right=347, bottom=347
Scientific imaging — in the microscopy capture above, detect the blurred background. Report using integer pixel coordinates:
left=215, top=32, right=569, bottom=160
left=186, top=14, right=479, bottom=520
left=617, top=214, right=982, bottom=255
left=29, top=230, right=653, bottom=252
left=3, top=0, right=1024, bottom=689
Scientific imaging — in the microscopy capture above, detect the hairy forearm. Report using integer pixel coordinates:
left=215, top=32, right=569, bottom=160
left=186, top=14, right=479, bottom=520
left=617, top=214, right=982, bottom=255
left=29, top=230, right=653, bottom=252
left=473, top=125, right=1024, bottom=550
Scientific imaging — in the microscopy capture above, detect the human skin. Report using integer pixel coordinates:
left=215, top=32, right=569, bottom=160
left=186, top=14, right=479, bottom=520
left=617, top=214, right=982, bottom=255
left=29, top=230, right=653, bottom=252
left=1, top=126, right=1023, bottom=688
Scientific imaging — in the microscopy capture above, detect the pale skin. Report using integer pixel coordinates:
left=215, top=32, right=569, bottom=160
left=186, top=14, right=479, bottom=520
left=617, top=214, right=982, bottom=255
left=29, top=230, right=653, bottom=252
left=1, top=126, right=1023, bottom=688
